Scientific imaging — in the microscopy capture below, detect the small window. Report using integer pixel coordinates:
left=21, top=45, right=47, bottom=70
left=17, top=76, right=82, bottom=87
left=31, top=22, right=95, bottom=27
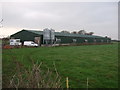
left=84, top=39, right=88, bottom=42
left=56, top=38, right=61, bottom=42
left=10, top=40, right=14, bottom=42
left=16, top=40, right=20, bottom=42
left=73, top=39, right=77, bottom=42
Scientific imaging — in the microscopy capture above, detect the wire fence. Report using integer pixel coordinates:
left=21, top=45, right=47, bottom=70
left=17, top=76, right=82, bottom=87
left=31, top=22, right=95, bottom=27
left=2, top=59, right=90, bottom=88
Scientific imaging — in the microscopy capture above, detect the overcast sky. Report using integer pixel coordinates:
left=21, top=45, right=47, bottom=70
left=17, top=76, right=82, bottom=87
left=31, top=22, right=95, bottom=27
left=0, top=2, right=118, bottom=40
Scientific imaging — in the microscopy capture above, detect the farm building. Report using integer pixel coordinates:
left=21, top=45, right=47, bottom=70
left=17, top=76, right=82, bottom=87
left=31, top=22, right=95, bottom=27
left=10, top=29, right=111, bottom=46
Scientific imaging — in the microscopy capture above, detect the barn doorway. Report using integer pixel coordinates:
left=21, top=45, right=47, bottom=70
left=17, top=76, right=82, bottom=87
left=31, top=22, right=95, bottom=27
left=34, top=37, right=41, bottom=46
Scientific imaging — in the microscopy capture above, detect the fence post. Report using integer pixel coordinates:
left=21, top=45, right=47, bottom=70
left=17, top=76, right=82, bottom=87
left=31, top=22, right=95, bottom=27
left=66, top=77, right=69, bottom=88
left=87, top=77, right=89, bottom=90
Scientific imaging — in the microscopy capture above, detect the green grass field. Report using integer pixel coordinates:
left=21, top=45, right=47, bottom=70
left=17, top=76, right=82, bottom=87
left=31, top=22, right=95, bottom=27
left=2, top=43, right=118, bottom=88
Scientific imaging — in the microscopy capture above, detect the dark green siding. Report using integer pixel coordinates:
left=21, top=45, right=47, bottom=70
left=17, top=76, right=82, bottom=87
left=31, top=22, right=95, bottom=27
left=11, top=30, right=42, bottom=44
left=85, top=38, right=92, bottom=43
left=55, top=36, right=111, bottom=44
left=10, top=30, right=111, bottom=44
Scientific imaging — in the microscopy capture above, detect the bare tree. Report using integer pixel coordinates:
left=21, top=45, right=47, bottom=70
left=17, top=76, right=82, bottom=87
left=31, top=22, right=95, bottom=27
left=61, top=30, right=70, bottom=34
left=78, top=30, right=86, bottom=35
left=71, top=31, right=77, bottom=34
left=89, top=32, right=94, bottom=35
left=85, top=32, right=94, bottom=35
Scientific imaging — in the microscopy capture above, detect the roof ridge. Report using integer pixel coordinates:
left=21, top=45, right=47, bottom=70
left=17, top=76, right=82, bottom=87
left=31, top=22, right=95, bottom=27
left=22, top=29, right=104, bottom=38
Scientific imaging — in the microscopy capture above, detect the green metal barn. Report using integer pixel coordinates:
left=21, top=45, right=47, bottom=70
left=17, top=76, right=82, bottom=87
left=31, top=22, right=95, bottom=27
left=10, top=29, right=111, bottom=45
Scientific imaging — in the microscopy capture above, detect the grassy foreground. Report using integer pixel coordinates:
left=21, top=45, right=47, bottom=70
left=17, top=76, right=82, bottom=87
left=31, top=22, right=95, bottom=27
left=2, top=43, right=118, bottom=88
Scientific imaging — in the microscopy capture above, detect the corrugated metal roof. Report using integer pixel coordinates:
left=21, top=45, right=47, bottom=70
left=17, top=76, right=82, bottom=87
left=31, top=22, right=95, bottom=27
left=26, top=30, right=43, bottom=35
left=25, top=29, right=105, bottom=38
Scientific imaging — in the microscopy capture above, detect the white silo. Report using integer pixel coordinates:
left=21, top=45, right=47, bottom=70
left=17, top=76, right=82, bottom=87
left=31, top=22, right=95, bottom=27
left=43, top=28, right=55, bottom=45
left=50, top=29, right=55, bottom=40
left=43, top=28, right=50, bottom=44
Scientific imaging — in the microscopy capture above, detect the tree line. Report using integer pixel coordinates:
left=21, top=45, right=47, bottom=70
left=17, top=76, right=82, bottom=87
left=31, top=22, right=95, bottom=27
left=61, top=30, right=94, bottom=35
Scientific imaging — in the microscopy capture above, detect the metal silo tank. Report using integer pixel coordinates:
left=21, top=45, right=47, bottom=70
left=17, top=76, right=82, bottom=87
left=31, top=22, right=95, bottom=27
left=43, top=28, right=50, bottom=40
left=50, top=29, right=55, bottom=40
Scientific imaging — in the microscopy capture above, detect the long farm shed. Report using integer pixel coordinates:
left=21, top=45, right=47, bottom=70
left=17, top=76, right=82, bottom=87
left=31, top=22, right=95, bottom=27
left=10, top=29, right=111, bottom=45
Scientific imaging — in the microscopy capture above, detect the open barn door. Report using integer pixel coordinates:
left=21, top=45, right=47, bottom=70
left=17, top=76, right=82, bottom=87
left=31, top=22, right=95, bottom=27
left=34, top=37, right=41, bottom=46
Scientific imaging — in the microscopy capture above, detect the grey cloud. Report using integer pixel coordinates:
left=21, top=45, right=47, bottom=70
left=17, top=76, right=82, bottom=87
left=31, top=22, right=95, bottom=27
left=1, top=2, right=118, bottom=39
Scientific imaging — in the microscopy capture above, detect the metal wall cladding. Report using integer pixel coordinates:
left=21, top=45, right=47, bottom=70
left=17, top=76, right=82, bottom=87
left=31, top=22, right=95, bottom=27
left=43, top=29, right=51, bottom=40
left=10, top=30, right=42, bottom=44
left=50, top=29, right=55, bottom=40
left=55, top=36, right=111, bottom=44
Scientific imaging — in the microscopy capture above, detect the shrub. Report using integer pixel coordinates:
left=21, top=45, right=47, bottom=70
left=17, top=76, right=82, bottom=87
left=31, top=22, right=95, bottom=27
left=8, top=61, right=62, bottom=88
